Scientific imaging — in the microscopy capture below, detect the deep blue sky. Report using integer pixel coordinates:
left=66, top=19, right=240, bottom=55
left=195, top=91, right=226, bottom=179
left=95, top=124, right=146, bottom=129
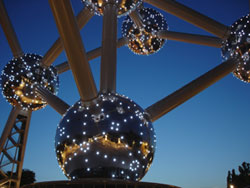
left=0, top=1, right=250, bottom=188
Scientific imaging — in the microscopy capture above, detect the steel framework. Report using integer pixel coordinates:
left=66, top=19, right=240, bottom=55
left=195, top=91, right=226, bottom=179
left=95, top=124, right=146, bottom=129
left=0, top=0, right=249, bottom=187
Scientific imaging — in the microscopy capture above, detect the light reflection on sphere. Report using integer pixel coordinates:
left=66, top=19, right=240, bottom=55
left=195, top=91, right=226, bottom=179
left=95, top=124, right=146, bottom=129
left=0, top=53, right=59, bottom=111
left=81, top=0, right=142, bottom=17
left=55, top=93, right=156, bottom=181
left=122, top=7, right=168, bottom=55
left=221, top=14, right=250, bottom=83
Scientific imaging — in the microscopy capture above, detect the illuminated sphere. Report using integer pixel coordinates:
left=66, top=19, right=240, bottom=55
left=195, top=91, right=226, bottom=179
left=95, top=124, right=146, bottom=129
left=82, top=0, right=142, bottom=17
left=55, top=93, right=156, bottom=181
left=221, top=14, right=250, bottom=83
left=0, top=53, right=59, bottom=111
left=122, top=7, right=168, bottom=55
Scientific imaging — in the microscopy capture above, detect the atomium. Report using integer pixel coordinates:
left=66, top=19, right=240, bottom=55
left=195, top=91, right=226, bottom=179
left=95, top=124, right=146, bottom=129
left=0, top=53, right=59, bottom=111
left=55, top=93, right=156, bottom=181
left=82, top=0, right=142, bottom=17
left=0, top=1, right=250, bottom=187
left=122, top=7, right=168, bottom=55
left=222, top=14, right=250, bottom=83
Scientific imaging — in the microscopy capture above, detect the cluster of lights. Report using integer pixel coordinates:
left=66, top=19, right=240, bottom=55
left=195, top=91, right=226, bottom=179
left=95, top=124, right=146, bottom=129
left=0, top=53, right=59, bottom=111
left=122, top=7, right=168, bottom=55
left=55, top=93, right=156, bottom=181
left=82, top=0, right=142, bottom=17
left=221, top=14, right=250, bottom=83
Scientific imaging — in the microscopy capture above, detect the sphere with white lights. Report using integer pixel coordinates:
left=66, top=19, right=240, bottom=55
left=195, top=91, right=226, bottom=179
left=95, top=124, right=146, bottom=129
left=82, top=0, right=142, bottom=17
left=221, top=14, right=250, bottom=83
left=122, top=7, right=168, bottom=55
left=55, top=93, right=156, bottom=181
left=0, top=53, right=59, bottom=111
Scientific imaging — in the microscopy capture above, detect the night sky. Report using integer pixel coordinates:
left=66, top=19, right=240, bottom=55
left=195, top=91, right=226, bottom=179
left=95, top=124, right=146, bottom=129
left=0, top=1, right=250, bottom=188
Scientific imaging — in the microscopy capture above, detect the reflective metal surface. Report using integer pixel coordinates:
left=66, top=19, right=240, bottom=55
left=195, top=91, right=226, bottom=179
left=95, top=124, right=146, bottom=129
left=82, top=0, right=142, bottom=17
left=1, top=53, right=59, bottom=111
left=222, top=14, right=250, bottom=83
left=55, top=93, right=156, bottom=181
left=122, top=7, right=168, bottom=55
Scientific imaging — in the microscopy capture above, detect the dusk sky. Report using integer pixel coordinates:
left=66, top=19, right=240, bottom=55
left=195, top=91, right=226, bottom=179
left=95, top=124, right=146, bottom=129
left=0, top=1, right=250, bottom=188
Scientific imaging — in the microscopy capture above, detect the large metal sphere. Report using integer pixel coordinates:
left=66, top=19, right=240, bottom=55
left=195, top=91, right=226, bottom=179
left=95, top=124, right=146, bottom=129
left=82, top=0, right=142, bottom=17
left=0, top=53, right=59, bottom=111
left=55, top=93, right=156, bottom=181
left=122, top=7, right=168, bottom=55
left=221, top=14, right=250, bottom=83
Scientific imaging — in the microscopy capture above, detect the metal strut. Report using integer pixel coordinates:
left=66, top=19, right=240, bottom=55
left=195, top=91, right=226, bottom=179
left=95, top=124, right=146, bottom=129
left=0, top=109, right=32, bottom=188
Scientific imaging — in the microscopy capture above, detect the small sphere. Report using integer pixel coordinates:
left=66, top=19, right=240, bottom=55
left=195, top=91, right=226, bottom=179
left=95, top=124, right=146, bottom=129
left=0, top=53, right=59, bottom=111
left=122, top=7, right=168, bottom=55
left=55, top=93, right=156, bottom=181
left=82, top=0, right=142, bottom=17
left=221, top=14, right=250, bottom=83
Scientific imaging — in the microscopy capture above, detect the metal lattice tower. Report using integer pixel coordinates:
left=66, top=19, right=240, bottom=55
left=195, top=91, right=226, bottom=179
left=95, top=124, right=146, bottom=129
left=0, top=0, right=249, bottom=187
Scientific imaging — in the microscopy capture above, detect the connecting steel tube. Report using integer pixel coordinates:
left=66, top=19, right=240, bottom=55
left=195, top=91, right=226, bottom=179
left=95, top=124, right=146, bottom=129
left=146, top=59, right=238, bottom=122
left=35, top=86, right=70, bottom=115
left=0, top=0, right=23, bottom=57
left=157, top=30, right=222, bottom=48
left=49, top=0, right=97, bottom=101
left=55, top=37, right=128, bottom=74
left=129, top=10, right=144, bottom=29
left=42, top=7, right=94, bottom=66
left=144, top=0, right=230, bottom=39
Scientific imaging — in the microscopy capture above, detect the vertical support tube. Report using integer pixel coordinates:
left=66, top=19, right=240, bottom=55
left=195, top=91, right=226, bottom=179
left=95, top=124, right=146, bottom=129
left=15, top=110, right=32, bottom=188
left=0, top=0, right=23, bottom=57
left=0, top=107, right=21, bottom=152
left=100, top=3, right=118, bottom=93
left=49, top=0, right=97, bottom=101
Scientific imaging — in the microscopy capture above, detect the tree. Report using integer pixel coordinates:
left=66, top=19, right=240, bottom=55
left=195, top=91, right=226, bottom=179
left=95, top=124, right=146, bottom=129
left=20, top=169, right=36, bottom=186
left=2, top=169, right=36, bottom=187
left=227, top=162, right=250, bottom=188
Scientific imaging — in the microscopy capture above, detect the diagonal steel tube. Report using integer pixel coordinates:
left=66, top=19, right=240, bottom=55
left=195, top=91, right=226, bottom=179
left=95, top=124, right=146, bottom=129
left=0, top=0, right=23, bottom=58
left=42, top=7, right=94, bottom=67
left=49, top=0, right=97, bottom=101
left=146, top=59, right=237, bottom=122
left=129, top=10, right=144, bottom=29
left=35, top=86, right=70, bottom=115
left=55, top=37, right=129, bottom=74
left=100, top=3, right=118, bottom=93
left=157, top=30, right=222, bottom=48
left=144, top=0, right=230, bottom=39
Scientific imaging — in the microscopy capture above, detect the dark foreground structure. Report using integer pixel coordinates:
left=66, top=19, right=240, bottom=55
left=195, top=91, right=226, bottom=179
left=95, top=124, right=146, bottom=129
left=22, top=180, right=180, bottom=188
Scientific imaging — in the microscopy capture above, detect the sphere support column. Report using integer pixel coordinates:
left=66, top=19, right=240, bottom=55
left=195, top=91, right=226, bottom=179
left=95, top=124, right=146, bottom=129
left=0, top=110, right=32, bottom=188
left=100, top=2, right=118, bottom=93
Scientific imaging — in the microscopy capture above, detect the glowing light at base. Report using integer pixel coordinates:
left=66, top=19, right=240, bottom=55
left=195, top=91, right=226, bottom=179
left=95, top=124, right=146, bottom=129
left=122, top=7, right=168, bottom=55
left=221, top=14, right=250, bottom=83
left=0, top=53, right=59, bottom=111
left=82, top=0, right=142, bottom=17
left=55, top=93, right=156, bottom=181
